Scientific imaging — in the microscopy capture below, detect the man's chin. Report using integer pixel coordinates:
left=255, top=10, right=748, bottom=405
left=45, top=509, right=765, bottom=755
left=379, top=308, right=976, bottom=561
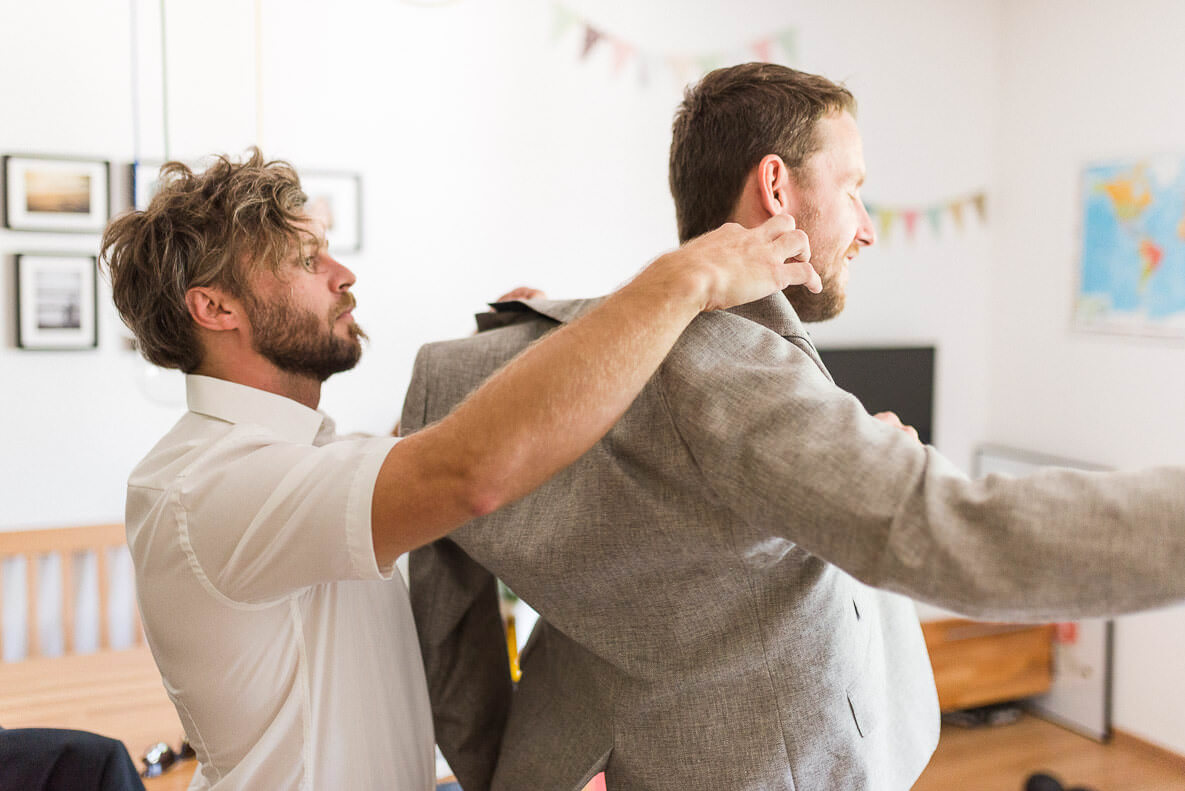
left=782, top=285, right=845, bottom=323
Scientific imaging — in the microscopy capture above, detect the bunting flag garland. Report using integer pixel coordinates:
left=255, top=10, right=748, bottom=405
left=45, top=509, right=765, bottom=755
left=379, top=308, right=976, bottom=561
left=865, top=192, right=988, bottom=244
left=552, top=3, right=797, bottom=88
left=552, top=3, right=578, bottom=40
left=582, top=25, right=603, bottom=59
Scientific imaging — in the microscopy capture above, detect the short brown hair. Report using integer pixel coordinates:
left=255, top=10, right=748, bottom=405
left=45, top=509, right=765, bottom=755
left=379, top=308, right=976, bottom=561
left=669, top=63, right=856, bottom=243
left=100, top=148, right=309, bottom=372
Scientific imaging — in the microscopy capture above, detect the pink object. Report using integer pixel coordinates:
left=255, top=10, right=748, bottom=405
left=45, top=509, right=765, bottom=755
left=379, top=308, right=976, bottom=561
left=584, top=773, right=607, bottom=791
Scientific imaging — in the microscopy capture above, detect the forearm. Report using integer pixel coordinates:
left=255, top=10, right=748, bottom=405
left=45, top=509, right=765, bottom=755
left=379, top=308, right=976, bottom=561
left=371, top=256, right=709, bottom=562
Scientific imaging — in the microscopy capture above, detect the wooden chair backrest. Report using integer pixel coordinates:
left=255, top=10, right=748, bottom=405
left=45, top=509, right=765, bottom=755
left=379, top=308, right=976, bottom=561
left=0, top=523, right=142, bottom=660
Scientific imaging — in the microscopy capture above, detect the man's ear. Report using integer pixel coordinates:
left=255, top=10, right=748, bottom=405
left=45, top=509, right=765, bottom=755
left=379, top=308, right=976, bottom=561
left=185, top=286, right=243, bottom=332
left=756, top=154, right=792, bottom=218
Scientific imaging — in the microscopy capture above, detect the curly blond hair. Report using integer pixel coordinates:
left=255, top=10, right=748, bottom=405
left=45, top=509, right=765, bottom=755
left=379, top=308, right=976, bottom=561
left=101, top=148, right=310, bottom=372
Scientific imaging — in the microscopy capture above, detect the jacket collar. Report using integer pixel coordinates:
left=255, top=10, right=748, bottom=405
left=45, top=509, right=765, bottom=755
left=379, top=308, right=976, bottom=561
left=474, top=298, right=601, bottom=332
left=479, top=292, right=808, bottom=340
left=185, top=374, right=326, bottom=444
left=727, top=292, right=809, bottom=340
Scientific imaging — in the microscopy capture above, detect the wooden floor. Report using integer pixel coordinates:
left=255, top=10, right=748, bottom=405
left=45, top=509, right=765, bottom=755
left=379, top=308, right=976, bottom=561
left=117, top=712, right=1185, bottom=791
left=913, top=713, right=1185, bottom=791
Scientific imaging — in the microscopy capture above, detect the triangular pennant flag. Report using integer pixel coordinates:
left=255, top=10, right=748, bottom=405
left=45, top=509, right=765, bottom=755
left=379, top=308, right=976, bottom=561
left=697, top=53, right=722, bottom=76
left=636, top=53, right=650, bottom=87
left=581, top=25, right=604, bottom=60
left=551, top=4, right=577, bottom=42
left=971, top=192, right=987, bottom=222
left=949, top=200, right=964, bottom=230
left=878, top=208, right=897, bottom=242
left=752, top=38, right=774, bottom=62
left=776, top=29, right=798, bottom=63
left=611, top=39, right=634, bottom=76
left=926, top=207, right=943, bottom=235
left=902, top=210, right=920, bottom=239
left=667, top=55, right=695, bottom=85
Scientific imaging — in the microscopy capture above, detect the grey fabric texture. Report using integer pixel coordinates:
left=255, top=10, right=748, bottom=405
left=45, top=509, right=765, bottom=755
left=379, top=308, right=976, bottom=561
left=405, top=292, right=1185, bottom=791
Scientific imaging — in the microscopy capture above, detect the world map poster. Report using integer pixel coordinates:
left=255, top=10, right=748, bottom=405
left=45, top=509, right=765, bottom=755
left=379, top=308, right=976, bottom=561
left=1076, top=157, right=1185, bottom=336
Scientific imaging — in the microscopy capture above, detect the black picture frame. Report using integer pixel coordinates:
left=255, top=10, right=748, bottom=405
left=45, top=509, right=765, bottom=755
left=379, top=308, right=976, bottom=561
left=129, top=160, right=164, bottom=211
left=14, top=253, right=99, bottom=350
left=3, top=154, right=111, bottom=233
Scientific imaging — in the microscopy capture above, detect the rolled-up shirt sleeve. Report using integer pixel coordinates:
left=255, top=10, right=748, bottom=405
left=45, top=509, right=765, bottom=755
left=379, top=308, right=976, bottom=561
left=175, top=428, right=398, bottom=605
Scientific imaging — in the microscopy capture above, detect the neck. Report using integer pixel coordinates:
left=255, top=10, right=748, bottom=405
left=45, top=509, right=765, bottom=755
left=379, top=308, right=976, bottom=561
left=726, top=194, right=769, bottom=231
left=195, top=358, right=322, bottom=410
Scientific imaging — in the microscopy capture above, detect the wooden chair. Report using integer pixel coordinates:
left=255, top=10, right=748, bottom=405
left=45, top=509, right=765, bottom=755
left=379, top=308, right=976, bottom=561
left=0, top=524, right=195, bottom=790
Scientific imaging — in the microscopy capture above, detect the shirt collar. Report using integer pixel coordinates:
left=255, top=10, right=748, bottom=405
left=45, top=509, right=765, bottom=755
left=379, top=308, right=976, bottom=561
left=186, top=374, right=326, bottom=445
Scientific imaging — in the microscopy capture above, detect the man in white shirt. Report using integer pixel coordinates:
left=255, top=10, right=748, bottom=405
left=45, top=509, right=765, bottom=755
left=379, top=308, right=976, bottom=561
left=98, top=148, right=819, bottom=790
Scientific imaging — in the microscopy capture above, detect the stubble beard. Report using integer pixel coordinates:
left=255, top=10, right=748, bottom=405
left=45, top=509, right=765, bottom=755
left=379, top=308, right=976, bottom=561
left=784, top=264, right=847, bottom=323
left=781, top=201, right=847, bottom=322
left=245, top=292, right=366, bottom=382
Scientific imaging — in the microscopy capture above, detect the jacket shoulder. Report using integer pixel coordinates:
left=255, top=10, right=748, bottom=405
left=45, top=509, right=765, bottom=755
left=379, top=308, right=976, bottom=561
left=402, top=319, right=559, bottom=433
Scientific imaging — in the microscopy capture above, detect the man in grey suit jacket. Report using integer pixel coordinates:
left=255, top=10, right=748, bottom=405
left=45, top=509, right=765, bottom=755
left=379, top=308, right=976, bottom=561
left=403, top=63, right=1185, bottom=791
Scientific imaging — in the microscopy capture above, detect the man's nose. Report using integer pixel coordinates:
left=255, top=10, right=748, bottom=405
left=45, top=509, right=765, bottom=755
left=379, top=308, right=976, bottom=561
left=857, top=200, right=876, bottom=247
left=328, top=256, right=356, bottom=291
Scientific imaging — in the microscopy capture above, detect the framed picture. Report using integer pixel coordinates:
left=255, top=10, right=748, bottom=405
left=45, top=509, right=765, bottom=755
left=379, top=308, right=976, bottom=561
left=975, top=444, right=1113, bottom=742
left=131, top=157, right=219, bottom=211
left=130, top=160, right=165, bottom=211
left=14, top=254, right=98, bottom=350
left=3, top=155, right=110, bottom=233
left=1074, top=154, right=1185, bottom=338
left=300, top=171, right=362, bottom=253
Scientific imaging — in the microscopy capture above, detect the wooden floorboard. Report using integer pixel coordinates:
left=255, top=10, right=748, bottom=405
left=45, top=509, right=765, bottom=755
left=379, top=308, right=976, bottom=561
left=913, top=713, right=1185, bottom=790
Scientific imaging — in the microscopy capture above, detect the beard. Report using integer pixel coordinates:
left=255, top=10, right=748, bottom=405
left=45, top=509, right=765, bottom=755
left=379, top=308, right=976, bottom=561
left=244, top=291, right=366, bottom=382
left=780, top=199, right=848, bottom=323
left=783, top=264, right=846, bottom=322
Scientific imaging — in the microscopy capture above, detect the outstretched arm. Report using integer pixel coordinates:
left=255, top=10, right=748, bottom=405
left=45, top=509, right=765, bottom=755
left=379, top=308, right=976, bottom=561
left=371, top=215, right=817, bottom=565
left=660, top=310, right=1185, bottom=622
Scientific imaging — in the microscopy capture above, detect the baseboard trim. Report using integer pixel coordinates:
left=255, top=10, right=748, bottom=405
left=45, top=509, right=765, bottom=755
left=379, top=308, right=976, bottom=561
left=1111, top=729, right=1185, bottom=771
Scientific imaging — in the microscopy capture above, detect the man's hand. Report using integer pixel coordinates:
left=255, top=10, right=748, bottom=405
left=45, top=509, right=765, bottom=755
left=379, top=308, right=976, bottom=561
left=647, top=215, right=820, bottom=313
left=874, top=411, right=920, bottom=442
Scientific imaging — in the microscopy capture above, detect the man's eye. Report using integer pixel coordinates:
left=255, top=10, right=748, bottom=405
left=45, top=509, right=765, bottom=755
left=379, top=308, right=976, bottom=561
left=302, top=256, right=317, bottom=271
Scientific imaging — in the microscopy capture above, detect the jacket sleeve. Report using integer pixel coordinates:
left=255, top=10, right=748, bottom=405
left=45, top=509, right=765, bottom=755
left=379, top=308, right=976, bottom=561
left=657, top=310, right=1185, bottom=622
left=410, top=539, right=511, bottom=791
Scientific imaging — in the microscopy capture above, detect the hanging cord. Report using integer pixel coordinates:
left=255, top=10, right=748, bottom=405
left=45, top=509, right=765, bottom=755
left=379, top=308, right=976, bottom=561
left=254, top=0, right=264, bottom=148
left=159, top=0, right=171, bottom=160
left=128, top=0, right=142, bottom=163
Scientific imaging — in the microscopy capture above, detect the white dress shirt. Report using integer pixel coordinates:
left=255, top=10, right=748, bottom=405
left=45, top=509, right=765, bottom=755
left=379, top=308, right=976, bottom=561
left=126, top=375, right=434, bottom=790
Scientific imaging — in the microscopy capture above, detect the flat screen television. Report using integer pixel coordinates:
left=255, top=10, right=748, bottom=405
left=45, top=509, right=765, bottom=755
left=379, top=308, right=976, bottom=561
left=816, top=346, right=936, bottom=446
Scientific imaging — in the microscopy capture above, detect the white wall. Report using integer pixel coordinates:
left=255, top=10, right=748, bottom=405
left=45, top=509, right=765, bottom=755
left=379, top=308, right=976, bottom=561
left=0, top=0, right=997, bottom=518
left=994, top=0, right=1185, bottom=756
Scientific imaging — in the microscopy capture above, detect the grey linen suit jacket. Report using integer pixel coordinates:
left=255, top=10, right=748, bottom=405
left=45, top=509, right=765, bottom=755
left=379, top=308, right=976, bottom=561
left=403, top=293, right=1185, bottom=791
